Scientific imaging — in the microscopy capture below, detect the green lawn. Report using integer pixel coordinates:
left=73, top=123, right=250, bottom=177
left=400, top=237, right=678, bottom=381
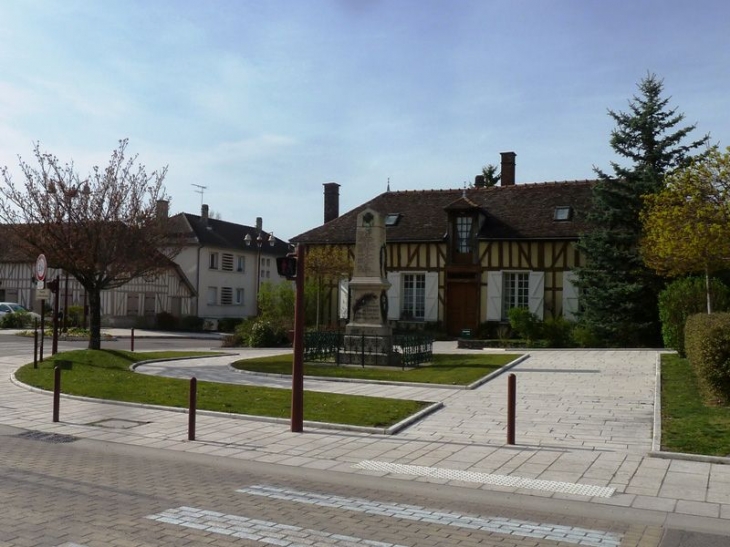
left=15, top=350, right=431, bottom=428
left=661, top=353, right=730, bottom=457
left=232, top=353, right=521, bottom=385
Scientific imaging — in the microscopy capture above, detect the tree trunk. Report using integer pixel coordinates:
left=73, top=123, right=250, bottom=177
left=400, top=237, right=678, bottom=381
left=88, top=288, right=102, bottom=350
left=315, top=278, right=321, bottom=329
left=706, top=267, right=713, bottom=314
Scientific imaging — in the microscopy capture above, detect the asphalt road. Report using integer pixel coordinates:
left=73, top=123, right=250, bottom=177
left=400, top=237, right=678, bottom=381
left=2, top=331, right=729, bottom=546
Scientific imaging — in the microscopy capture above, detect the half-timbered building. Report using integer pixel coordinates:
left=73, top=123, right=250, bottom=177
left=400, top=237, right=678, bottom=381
left=292, top=153, right=596, bottom=336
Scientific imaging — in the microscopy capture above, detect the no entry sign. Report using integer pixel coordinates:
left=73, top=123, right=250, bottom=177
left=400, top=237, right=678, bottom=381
left=35, top=254, right=47, bottom=282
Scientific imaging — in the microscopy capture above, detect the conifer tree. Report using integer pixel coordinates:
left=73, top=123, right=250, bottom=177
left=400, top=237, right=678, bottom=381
left=575, top=73, right=709, bottom=346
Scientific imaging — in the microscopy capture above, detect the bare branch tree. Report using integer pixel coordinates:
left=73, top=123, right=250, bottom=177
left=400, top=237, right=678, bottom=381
left=0, top=139, right=184, bottom=349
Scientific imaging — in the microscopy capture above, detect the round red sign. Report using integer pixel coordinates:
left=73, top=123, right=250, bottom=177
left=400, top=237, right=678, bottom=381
left=35, top=254, right=47, bottom=282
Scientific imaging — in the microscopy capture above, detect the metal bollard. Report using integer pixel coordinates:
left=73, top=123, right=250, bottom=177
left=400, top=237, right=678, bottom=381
left=188, top=377, right=197, bottom=441
left=53, top=366, right=61, bottom=423
left=33, top=321, right=39, bottom=369
left=507, top=373, right=516, bottom=445
left=131, top=328, right=135, bottom=352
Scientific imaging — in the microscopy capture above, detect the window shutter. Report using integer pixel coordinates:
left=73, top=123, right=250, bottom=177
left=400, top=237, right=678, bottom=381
left=339, top=277, right=349, bottom=320
left=424, top=272, right=438, bottom=322
left=387, top=272, right=400, bottom=320
left=486, top=271, right=502, bottom=321
left=562, top=271, right=579, bottom=320
left=528, top=271, right=545, bottom=320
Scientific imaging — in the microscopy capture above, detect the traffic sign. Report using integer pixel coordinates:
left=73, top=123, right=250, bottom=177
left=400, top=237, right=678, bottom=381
left=36, top=288, right=51, bottom=301
left=35, top=254, right=47, bottom=282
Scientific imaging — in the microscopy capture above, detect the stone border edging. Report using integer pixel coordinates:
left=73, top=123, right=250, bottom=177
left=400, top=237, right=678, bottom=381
left=228, top=354, right=529, bottom=391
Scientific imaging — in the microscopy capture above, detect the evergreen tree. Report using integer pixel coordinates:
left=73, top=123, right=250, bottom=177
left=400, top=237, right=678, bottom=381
left=479, top=164, right=501, bottom=187
left=575, top=73, right=709, bottom=347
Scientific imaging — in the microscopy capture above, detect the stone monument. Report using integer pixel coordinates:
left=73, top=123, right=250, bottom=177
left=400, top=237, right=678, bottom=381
left=339, top=208, right=398, bottom=366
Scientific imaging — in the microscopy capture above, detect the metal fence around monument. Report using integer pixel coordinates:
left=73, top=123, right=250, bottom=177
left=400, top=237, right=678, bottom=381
left=303, top=331, right=433, bottom=369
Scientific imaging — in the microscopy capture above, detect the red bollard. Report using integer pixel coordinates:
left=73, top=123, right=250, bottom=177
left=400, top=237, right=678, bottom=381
left=131, top=328, right=135, bottom=352
left=53, top=366, right=61, bottom=423
left=188, top=377, right=197, bottom=441
left=507, top=373, right=516, bottom=445
left=33, top=321, right=38, bottom=369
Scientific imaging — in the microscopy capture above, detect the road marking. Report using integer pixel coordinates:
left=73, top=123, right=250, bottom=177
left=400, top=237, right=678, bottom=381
left=146, top=506, right=408, bottom=547
left=239, top=485, right=623, bottom=547
left=353, top=460, right=616, bottom=498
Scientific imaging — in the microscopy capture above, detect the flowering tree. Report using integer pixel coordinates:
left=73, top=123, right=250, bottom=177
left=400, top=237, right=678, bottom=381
left=0, top=140, right=184, bottom=349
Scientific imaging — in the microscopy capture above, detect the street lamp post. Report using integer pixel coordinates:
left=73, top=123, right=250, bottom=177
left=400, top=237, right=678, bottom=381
left=244, top=230, right=274, bottom=314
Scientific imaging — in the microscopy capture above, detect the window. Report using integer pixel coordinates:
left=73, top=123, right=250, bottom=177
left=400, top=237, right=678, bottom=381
left=554, top=206, right=572, bottom=221
left=237, top=255, right=245, bottom=272
left=222, top=253, right=234, bottom=271
left=221, top=287, right=233, bottom=305
left=402, top=273, right=426, bottom=320
left=206, top=286, right=217, bottom=306
left=235, top=288, right=244, bottom=305
left=209, top=252, right=219, bottom=270
left=456, top=216, right=473, bottom=253
left=385, top=213, right=401, bottom=226
left=502, top=272, right=529, bottom=319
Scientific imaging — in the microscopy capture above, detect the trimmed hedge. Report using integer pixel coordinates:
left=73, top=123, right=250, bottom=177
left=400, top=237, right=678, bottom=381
left=685, top=312, right=730, bottom=402
left=659, top=277, right=730, bottom=356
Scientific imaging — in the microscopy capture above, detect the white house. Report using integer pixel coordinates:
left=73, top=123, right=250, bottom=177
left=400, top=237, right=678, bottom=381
left=170, top=205, right=290, bottom=322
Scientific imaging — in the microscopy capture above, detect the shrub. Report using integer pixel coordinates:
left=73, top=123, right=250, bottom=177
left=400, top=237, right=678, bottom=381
left=542, top=317, right=575, bottom=348
left=247, top=319, right=287, bottom=348
left=0, top=311, right=34, bottom=328
left=66, top=305, right=84, bottom=328
left=508, top=307, right=542, bottom=344
left=155, top=311, right=178, bottom=330
left=570, top=324, right=606, bottom=348
left=685, top=312, right=730, bottom=402
left=180, top=315, right=204, bottom=331
left=659, top=276, right=730, bottom=356
left=217, top=317, right=244, bottom=333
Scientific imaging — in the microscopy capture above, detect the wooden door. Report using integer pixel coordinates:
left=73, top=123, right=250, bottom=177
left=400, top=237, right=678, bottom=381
left=446, top=282, right=479, bottom=336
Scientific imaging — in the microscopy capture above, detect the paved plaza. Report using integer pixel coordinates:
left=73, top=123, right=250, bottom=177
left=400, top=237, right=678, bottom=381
left=1, top=333, right=729, bottom=526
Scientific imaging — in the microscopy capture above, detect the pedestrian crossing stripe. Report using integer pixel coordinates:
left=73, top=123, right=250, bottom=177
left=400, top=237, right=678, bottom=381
left=147, top=506, right=407, bottom=547
left=238, top=484, right=623, bottom=547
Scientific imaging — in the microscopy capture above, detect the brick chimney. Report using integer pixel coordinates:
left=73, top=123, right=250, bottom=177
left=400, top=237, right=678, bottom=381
left=155, top=199, right=169, bottom=219
left=500, top=152, right=516, bottom=186
left=256, top=216, right=263, bottom=233
left=323, top=182, right=340, bottom=224
left=201, top=204, right=209, bottom=225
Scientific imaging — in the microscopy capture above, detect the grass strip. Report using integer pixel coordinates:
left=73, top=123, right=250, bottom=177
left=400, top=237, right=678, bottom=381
left=232, top=353, right=520, bottom=385
left=661, top=354, right=730, bottom=457
left=15, top=349, right=430, bottom=428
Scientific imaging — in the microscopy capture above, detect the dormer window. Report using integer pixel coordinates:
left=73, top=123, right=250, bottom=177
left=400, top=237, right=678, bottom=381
left=554, top=206, right=572, bottom=221
left=385, top=213, right=401, bottom=226
left=456, top=216, right=473, bottom=253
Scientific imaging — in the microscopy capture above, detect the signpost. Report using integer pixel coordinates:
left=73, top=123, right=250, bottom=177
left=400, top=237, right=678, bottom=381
left=35, top=254, right=47, bottom=362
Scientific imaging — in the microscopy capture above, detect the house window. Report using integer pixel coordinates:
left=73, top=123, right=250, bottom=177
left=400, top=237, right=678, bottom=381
left=554, top=206, right=572, bottom=221
left=221, top=287, right=233, bottom=305
left=207, top=286, right=217, bottom=306
left=456, top=216, right=473, bottom=253
left=502, top=272, right=529, bottom=319
left=385, top=213, right=401, bottom=226
left=235, top=288, right=244, bottom=305
left=237, top=256, right=245, bottom=272
left=222, top=253, right=234, bottom=271
left=209, top=252, right=219, bottom=270
left=402, top=273, right=425, bottom=320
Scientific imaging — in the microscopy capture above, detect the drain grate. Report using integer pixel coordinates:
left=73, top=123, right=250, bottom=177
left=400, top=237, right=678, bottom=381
left=17, top=430, right=78, bottom=444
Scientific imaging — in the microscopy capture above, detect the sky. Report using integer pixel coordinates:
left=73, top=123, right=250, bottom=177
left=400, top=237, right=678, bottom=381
left=1, top=0, right=729, bottom=240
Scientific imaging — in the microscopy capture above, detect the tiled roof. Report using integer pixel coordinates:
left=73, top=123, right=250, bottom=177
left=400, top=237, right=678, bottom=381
left=292, top=180, right=597, bottom=245
left=176, top=213, right=291, bottom=255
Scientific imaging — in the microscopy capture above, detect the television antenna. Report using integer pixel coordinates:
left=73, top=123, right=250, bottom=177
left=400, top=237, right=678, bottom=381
left=191, top=184, right=207, bottom=208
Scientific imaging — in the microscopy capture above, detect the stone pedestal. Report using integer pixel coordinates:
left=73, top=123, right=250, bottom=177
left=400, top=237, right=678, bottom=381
left=338, top=208, right=399, bottom=367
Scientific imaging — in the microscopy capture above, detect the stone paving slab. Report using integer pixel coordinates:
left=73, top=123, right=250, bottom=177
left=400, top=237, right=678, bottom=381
left=1, top=342, right=729, bottom=525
